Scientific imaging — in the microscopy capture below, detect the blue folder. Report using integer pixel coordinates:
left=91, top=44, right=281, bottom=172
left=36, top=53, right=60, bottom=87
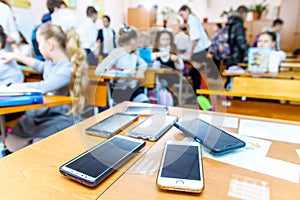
left=0, top=95, right=44, bottom=107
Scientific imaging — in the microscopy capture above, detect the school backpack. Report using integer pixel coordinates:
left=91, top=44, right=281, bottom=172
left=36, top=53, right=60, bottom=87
left=159, top=86, right=174, bottom=106
left=148, top=86, right=174, bottom=106
left=209, top=26, right=231, bottom=60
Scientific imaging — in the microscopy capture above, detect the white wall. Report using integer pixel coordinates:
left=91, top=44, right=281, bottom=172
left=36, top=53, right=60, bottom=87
left=126, top=0, right=282, bottom=23
left=10, top=0, right=282, bottom=37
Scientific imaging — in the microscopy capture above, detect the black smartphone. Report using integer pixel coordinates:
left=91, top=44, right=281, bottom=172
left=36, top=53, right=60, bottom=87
left=128, top=115, right=178, bottom=141
left=59, top=135, right=146, bottom=187
left=86, top=113, right=139, bottom=138
left=123, top=106, right=169, bottom=115
left=174, top=118, right=245, bottom=154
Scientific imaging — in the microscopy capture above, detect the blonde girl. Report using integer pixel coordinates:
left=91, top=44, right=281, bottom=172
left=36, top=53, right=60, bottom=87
left=1, top=22, right=89, bottom=153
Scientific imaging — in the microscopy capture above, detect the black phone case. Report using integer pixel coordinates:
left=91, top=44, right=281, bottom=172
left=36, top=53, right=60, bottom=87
left=174, top=119, right=245, bottom=154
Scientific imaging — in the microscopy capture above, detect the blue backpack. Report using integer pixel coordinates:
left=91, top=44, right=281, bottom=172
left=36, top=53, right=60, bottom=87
left=210, top=26, right=231, bottom=60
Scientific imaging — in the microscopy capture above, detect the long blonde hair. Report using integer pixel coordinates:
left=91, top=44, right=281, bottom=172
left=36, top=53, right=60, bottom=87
left=38, top=22, right=89, bottom=114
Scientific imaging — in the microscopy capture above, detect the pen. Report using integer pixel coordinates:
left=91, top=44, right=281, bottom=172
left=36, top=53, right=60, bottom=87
left=6, top=82, right=12, bottom=87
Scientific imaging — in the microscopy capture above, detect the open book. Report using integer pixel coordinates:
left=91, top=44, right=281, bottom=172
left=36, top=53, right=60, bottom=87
left=0, top=85, right=42, bottom=97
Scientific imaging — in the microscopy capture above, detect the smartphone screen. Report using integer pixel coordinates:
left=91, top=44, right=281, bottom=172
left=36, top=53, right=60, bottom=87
left=161, top=144, right=200, bottom=180
left=60, top=135, right=145, bottom=186
left=128, top=115, right=178, bottom=141
left=174, top=119, right=245, bottom=154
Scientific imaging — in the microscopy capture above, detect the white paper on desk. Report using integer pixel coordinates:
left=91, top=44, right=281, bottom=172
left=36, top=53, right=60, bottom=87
left=296, top=149, right=300, bottom=159
left=204, top=135, right=300, bottom=184
left=239, top=119, right=300, bottom=144
left=0, top=84, right=42, bottom=93
left=198, top=114, right=239, bottom=129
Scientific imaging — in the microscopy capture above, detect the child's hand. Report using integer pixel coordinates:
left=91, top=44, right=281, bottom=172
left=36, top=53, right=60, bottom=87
left=156, top=52, right=168, bottom=58
left=135, top=69, right=145, bottom=79
left=0, top=52, right=16, bottom=64
left=170, top=54, right=179, bottom=62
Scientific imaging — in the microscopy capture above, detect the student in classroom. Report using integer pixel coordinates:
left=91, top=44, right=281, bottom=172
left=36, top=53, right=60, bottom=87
left=97, top=15, right=117, bottom=59
left=95, top=25, right=149, bottom=104
left=0, top=22, right=89, bottom=154
left=174, top=25, right=190, bottom=54
left=137, top=31, right=152, bottom=65
left=253, top=18, right=284, bottom=50
left=152, top=29, right=184, bottom=88
left=256, top=31, right=286, bottom=73
left=0, top=25, right=24, bottom=86
left=0, top=0, right=20, bottom=51
left=76, top=6, right=99, bottom=66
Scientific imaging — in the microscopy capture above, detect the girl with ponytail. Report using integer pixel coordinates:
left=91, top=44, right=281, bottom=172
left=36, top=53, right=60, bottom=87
left=0, top=22, right=89, bottom=153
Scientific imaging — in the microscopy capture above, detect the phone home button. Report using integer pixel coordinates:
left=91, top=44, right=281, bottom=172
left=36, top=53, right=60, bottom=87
left=176, top=180, right=184, bottom=185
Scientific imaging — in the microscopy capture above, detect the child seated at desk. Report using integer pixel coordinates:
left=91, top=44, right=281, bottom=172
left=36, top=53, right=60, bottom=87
left=95, top=25, right=149, bottom=103
left=151, top=29, right=184, bottom=94
left=0, top=22, right=89, bottom=153
left=257, top=31, right=286, bottom=73
left=0, top=25, right=24, bottom=86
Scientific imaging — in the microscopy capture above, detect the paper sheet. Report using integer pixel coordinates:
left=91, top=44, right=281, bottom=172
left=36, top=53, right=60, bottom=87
left=198, top=114, right=239, bottom=129
left=204, top=135, right=300, bottom=184
left=239, top=119, right=300, bottom=144
left=296, top=149, right=300, bottom=159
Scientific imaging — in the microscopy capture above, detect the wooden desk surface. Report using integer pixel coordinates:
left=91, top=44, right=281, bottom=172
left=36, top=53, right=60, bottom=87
left=0, top=96, right=74, bottom=115
left=0, top=102, right=300, bottom=199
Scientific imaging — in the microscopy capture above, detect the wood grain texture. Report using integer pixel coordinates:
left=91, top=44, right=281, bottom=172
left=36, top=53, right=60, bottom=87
left=1, top=102, right=300, bottom=199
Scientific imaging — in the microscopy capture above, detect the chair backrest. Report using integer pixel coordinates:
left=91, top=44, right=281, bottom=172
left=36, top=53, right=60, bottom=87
left=232, top=77, right=300, bottom=98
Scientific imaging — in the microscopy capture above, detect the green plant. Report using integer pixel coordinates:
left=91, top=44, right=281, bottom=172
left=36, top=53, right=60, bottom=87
left=161, top=7, right=175, bottom=19
left=250, top=0, right=268, bottom=13
left=220, top=7, right=234, bottom=17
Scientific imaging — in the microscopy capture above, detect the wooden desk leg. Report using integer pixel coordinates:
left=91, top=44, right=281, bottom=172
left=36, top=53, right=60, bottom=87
left=0, top=115, right=6, bottom=143
left=178, top=70, right=183, bottom=107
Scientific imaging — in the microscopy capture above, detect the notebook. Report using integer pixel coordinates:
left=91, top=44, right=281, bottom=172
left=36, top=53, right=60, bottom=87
left=0, top=95, right=44, bottom=107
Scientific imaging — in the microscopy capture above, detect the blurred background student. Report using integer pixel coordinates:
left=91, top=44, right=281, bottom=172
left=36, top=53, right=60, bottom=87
left=257, top=31, right=286, bottom=73
left=152, top=29, right=184, bottom=88
left=0, top=25, right=24, bottom=86
left=174, top=25, right=190, bottom=54
left=137, top=31, right=152, bottom=65
left=0, top=0, right=20, bottom=51
left=97, top=15, right=117, bottom=59
left=77, top=6, right=99, bottom=66
left=95, top=25, right=149, bottom=104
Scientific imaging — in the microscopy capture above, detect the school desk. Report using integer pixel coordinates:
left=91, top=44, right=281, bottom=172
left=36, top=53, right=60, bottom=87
left=221, top=70, right=300, bottom=79
left=89, top=68, right=183, bottom=107
left=0, top=101, right=299, bottom=199
left=0, top=95, right=74, bottom=142
left=280, top=62, right=300, bottom=70
left=88, top=69, right=143, bottom=108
